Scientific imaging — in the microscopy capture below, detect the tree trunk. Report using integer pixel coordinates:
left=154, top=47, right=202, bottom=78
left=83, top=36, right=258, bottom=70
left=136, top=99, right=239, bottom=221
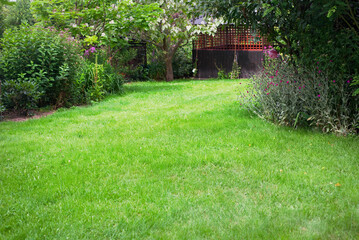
left=165, top=55, right=174, bottom=82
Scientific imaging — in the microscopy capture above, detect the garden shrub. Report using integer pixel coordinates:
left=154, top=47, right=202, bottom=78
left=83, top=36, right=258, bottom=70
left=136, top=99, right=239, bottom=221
left=240, top=47, right=359, bottom=135
left=147, top=61, right=166, bottom=81
left=0, top=25, right=124, bottom=113
left=2, top=79, right=42, bottom=114
left=0, top=24, right=83, bottom=110
left=172, top=46, right=193, bottom=79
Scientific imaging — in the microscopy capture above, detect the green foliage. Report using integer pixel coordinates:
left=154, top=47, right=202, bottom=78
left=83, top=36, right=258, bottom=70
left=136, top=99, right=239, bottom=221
left=147, top=61, right=166, bottom=81
left=217, top=69, right=228, bottom=80
left=4, top=0, right=34, bottom=27
left=0, top=24, right=83, bottom=110
left=75, top=53, right=124, bottom=102
left=0, top=0, right=15, bottom=6
left=172, top=45, right=193, bottom=79
left=240, top=51, right=359, bottom=135
left=351, top=75, right=359, bottom=96
left=31, top=0, right=162, bottom=49
left=2, top=79, right=42, bottom=114
left=0, top=6, right=5, bottom=38
left=229, top=59, right=241, bottom=79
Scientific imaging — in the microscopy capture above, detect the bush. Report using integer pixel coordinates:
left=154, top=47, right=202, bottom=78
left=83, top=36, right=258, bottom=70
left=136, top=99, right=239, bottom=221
left=2, top=79, right=42, bottom=114
left=0, top=24, right=83, bottom=110
left=147, top=61, right=166, bottom=81
left=240, top=47, right=359, bottom=135
left=172, top=46, right=193, bottom=79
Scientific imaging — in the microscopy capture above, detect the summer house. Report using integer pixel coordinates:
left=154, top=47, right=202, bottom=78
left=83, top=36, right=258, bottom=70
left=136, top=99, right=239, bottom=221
left=192, top=19, right=268, bottom=78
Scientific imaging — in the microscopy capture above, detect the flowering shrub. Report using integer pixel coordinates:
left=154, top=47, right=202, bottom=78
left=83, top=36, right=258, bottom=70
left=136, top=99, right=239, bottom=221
left=240, top=47, right=359, bottom=135
left=0, top=24, right=83, bottom=111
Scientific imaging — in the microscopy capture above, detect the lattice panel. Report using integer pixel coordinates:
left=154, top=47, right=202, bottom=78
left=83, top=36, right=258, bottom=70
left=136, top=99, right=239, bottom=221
left=194, top=25, right=268, bottom=51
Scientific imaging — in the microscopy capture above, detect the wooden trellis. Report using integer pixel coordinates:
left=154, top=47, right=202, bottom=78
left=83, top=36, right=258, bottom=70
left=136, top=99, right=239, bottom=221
left=193, top=25, right=268, bottom=51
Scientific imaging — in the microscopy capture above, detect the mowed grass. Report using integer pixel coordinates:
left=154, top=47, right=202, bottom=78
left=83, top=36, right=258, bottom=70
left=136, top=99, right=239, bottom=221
left=0, top=79, right=358, bottom=239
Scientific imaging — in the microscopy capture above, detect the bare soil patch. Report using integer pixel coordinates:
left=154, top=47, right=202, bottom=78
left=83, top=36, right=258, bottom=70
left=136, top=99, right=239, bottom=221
left=2, top=110, right=55, bottom=122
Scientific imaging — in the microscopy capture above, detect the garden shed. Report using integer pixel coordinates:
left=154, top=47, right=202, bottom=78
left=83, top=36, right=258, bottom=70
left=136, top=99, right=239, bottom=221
left=193, top=23, right=268, bottom=78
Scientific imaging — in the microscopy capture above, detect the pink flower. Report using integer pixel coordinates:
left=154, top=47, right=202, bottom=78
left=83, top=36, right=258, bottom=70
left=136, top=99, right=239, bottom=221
left=275, top=70, right=278, bottom=76
left=318, top=70, right=321, bottom=74
left=333, top=80, right=335, bottom=83
left=265, top=88, right=267, bottom=91
left=347, top=80, right=351, bottom=83
left=317, top=94, right=321, bottom=97
left=286, top=81, right=289, bottom=84
left=280, top=80, right=283, bottom=83
left=299, top=87, right=301, bottom=89
left=267, top=92, right=270, bottom=95
left=276, top=84, right=279, bottom=86
left=267, top=48, right=279, bottom=59
left=330, top=60, right=333, bottom=62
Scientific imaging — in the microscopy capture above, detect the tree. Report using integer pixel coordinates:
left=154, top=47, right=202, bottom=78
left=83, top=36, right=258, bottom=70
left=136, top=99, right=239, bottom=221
left=31, top=0, right=162, bottom=53
left=130, top=0, right=222, bottom=81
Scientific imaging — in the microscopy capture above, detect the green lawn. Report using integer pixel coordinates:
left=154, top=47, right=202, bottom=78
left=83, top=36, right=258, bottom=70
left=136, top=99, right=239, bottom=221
left=1, top=79, right=358, bottom=239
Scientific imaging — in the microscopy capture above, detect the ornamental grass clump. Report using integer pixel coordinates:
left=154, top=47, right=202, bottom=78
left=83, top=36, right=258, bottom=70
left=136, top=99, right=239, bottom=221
left=239, top=47, right=359, bottom=135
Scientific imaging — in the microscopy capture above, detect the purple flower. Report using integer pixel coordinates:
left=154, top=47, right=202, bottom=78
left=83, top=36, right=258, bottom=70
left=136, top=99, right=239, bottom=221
left=347, top=80, right=351, bottom=83
left=84, top=50, right=90, bottom=56
left=318, top=94, right=321, bottom=98
left=90, top=47, right=96, bottom=53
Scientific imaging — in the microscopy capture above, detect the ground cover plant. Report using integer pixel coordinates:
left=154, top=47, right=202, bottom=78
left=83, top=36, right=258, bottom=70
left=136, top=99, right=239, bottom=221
left=1, top=80, right=358, bottom=239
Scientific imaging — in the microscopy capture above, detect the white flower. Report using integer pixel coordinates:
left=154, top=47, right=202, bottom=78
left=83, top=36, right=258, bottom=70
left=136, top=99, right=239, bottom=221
left=129, top=16, right=134, bottom=21
left=109, top=20, right=115, bottom=24
left=101, top=33, right=106, bottom=37
left=71, top=23, right=77, bottom=28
